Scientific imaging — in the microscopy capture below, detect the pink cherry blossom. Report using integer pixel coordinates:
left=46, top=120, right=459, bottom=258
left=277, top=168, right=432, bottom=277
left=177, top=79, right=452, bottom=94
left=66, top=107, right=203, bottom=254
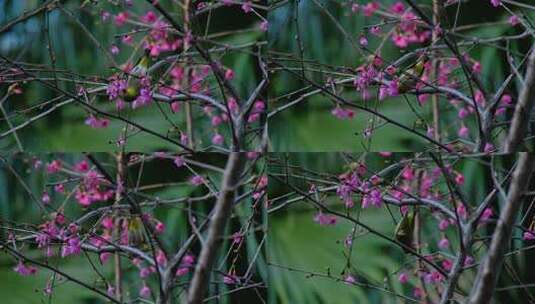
left=76, top=160, right=90, bottom=172
left=481, top=208, right=493, bottom=222
left=509, top=15, right=520, bottom=26
left=190, top=175, right=205, bottom=186
left=107, top=285, right=115, bottom=297
left=456, top=204, right=467, bottom=219
left=61, top=236, right=81, bottom=257
left=54, top=184, right=65, bottom=193
left=110, top=44, right=119, bottom=55
left=490, top=0, right=501, bottom=7
left=102, top=217, right=114, bottom=230
left=344, top=274, right=356, bottom=285
left=260, top=20, right=268, bottom=32
left=41, top=192, right=51, bottom=204
left=399, top=272, right=409, bottom=284
left=174, top=156, right=185, bottom=168
left=241, top=1, right=252, bottom=13
left=13, top=261, right=37, bottom=276
left=114, top=12, right=129, bottom=26
left=140, top=284, right=151, bottom=298
left=212, top=133, right=224, bottom=145
left=464, top=256, right=475, bottom=266
left=331, top=107, right=355, bottom=120
left=390, top=2, right=405, bottom=14
left=155, top=221, right=165, bottom=234
left=139, top=267, right=153, bottom=278
left=458, top=125, right=469, bottom=138
left=472, top=61, right=481, bottom=74
left=438, top=219, right=450, bottom=231
left=101, top=11, right=111, bottom=22
left=232, top=232, right=243, bottom=245
left=362, top=188, right=382, bottom=208
left=370, top=25, right=381, bottom=36
left=46, top=160, right=62, bottom=174
left=413, top=287, right=423, bottom=299
left=85, top=115, right=110, bottom=129
left=121, top=35, right=133, bottom=45
left=438, top=238, right=450, bottom=249
left=156, top=250, right=167, bottom=266
left=363, top=2, right=379, bottom=17
left=224, top=69, right=234, bottom=80
left=141, top=11, right=157, bottom=23
left=401, top=166, right=415, bottom=181
left=484, top=143, right=495, bottom=153
left=442, top=259, right=453, bottom=271
left=455, top=173, right=465, bottom=185
left=224, top=273, right=238, bottom=284
left=314, top=212, right=337, bottom=226
left=524, top=231, right=535, bottom=240
left=458, top=108, right=469, bottom=119
left=359, top=35, right=368, bottom=46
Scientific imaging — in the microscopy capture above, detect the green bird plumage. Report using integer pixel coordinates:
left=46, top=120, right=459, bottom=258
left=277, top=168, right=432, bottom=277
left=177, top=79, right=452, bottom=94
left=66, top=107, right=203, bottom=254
left=124, top=53, right=152, bottom=102
left=127, top=216, right=147, bottom=247
left=394, top=210, right=416, bottom=253
left=397, top=54, right=429, bottom=94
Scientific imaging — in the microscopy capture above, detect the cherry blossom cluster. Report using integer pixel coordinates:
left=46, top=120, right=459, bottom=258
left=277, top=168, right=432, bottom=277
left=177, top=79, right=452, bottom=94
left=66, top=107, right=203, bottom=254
left=0, top=1, right=267, bottom=151
left=2, top=152, right=266, bottom=302
left=267, top=153, right=535, bottom=302
left=267, top=0, right=532, bottom=153
left=41, top=159, right=115, bottom=207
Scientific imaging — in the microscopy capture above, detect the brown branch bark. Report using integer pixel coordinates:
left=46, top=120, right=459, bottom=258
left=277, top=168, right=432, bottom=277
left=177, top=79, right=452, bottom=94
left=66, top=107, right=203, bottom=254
left=504, top=44, right=535, bottom=152
left=113, top=152, right=125, bottom=302
left=185, top=152, right=247, bottom=304
left=468, top=153, right=535, bottom=304
left=431, top=0, right=443, bottom=143
left=183, top=0, right=195, bottom=149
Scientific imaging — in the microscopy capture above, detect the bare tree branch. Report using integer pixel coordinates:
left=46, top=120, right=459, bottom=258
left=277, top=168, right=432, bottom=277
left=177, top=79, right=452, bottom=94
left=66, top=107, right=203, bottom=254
left=468, top=153, right=535, bottom=304
left=504, top=45, right=535, bottom=152
left=186, top=152, right=247, bottom=304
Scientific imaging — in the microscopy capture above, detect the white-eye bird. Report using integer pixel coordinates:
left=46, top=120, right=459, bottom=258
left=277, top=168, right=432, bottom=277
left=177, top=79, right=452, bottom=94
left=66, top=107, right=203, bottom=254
left=394, top=209, right=416, bottom=253
left=397, top=54, right=429, bottom=94
left=127, top=216, right=147, bottom=247
left=124, top=51, right=153, bottom=102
